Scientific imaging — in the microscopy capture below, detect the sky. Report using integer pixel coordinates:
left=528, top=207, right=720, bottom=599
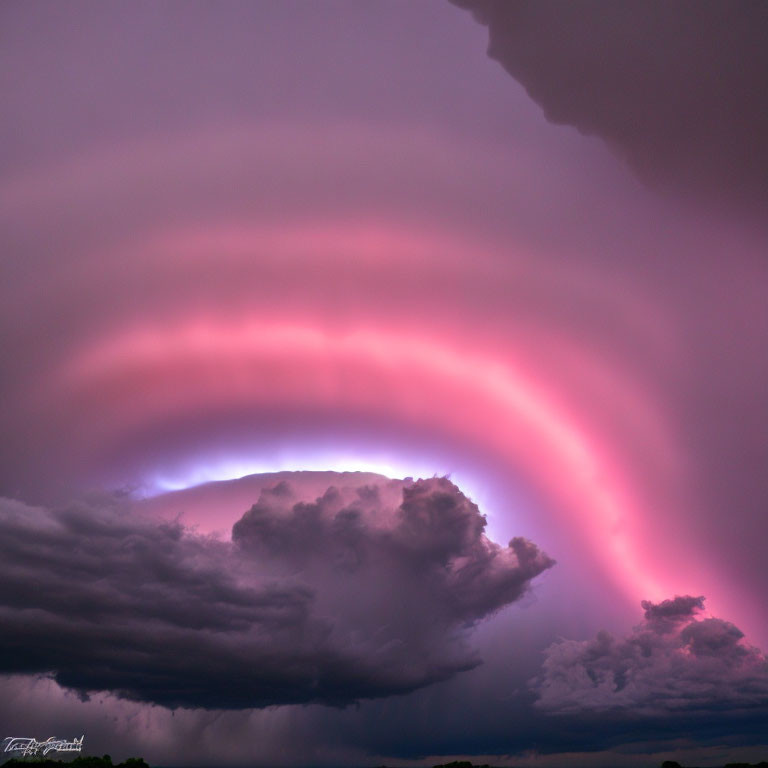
left=1, top=1, right=767, bottom=766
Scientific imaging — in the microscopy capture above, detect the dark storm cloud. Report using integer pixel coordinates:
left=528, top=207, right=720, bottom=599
left=532, top=596, right=768, bottom=715
left=0, top=477, right=553, bottom=710
left=450, top=0, right=768, bottom=208
left=641, top=594, right=705, bottom=633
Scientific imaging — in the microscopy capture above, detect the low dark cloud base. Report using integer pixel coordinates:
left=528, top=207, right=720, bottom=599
left=532, top=595, right=768, bottom=715
left=451, top=0, right=768, bottom=210
left=0, top=477, right=553, bottom=710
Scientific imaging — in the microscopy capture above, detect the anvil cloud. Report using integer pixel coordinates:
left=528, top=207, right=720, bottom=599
left=451, top=0, right=768, bottom=211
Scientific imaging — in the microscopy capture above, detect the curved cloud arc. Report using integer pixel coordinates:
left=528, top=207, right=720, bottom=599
left=1, top=121, right=709, bottom=630
left=50, top=319, right=666, bottom=603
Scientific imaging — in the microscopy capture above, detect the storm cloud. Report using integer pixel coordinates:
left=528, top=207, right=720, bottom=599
left=450, top=0, right=768, bottom=209
left=532, top=595, right=768, bottom=715
left=0, top=477, right=553, bottom=710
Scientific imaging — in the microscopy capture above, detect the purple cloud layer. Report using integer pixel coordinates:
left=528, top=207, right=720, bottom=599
left=0, top=477, right=553, bottom=709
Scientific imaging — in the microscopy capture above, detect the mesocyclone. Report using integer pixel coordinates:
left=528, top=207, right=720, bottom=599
left=1, top=123, right=703, bottom=626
